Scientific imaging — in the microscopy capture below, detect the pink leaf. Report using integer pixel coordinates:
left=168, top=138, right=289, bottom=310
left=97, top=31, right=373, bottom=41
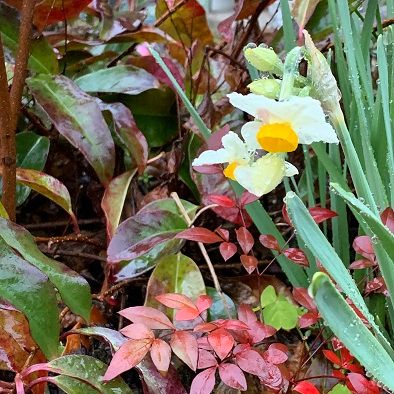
left=237, top=304, right=257, bottom=326
left=235, top=348, right=266, bottom=376
left=381, top=207, right=394, bottom=233
left=308, top=207, right=338, bottom=223
left=248, top=321, right=276, bottom=344
left=282, top=204, right=292, bottom=226
left=219, top=242, right=238, bottom=261
left=259, top=234, right=280, bottom=251
left=263, top=344, right=288, bottom=364
left=197, top=349, right=218, bottom=369
left=120, top=323, right=155, bottom=340
left=207, top=194, right=236, bottom=208
left=292, top=288, right=316, bottom=311
left=215, top=228, right=229, bottom=241
left=170, top=331, right=198, bottom=371
left=299, top=312, right=319, bottom=328
left=353, top=236, right=375, bottom=261
left=236, top=227, right=254, bottom=254
left=347, top=373, right=380, bottom=394
left=194, top=323, right=218, bottom=333
left=293, top=381, right=320, bottom=394
left=119, top=306, right=175, bottom=330
left=190, top=366, right=217, bottom=394
left=175, top=227, right=223, bottom=244
left=175, top=307, right=201, bottom=321
left=155, top=293, right=196, bottom=310
left=218, top=363, right=247, bottom=391
left=103, top=338, right=152, bottom=381
left=196, top=295, right=213, bottom=313
left=150, top=339, right=172, bottom=376
left=239, top=191, right=259, bottom=207
left=240, top=255, right=258, bottom=274
left=349, top=259, right=376, bottom=269
left=283, top=248, right=309, bottom=267
left=208, top=328, right=234, bottom=360
left=216, top=319, right=249, bottom=331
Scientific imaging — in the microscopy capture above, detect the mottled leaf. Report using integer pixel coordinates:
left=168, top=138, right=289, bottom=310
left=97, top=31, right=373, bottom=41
left=190, top=366, right=216, bottom=394
left=208, top=328, right=234, bottom=360
left=236, top=227, right=254, bottom=255
left=175, top=227, right=223, bottom=244
left=219, top=242, right=237, bottom=261
left=218, top=363, right=247, bottom=391
left=27, top=74, right=115, bottom=186
left=120, top=323, right=154, bottom=340
left=119, top=306, right=175, bottom=330
left=170, top=330, right=198, bottom=371
left=150, top=339, right=172, bottom=375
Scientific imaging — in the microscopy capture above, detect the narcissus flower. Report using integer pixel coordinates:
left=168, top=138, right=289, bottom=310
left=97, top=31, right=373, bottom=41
left=228, top=93, right=338, bottom=153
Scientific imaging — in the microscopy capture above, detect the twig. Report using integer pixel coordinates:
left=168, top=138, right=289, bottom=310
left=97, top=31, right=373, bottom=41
left=24, top=218, right=102, bottom=230
left=35, top=233, right=102, bottom=248
left=51, top=250, right=107, bottom=262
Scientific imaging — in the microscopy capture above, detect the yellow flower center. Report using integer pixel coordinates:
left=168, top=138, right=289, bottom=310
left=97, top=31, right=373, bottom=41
left=257, top=122, right=299, bottom=153
left=223, top=162, right=238, bottom=180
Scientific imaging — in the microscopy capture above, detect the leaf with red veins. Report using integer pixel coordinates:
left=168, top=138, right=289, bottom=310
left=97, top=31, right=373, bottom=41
left=353, top=236, right=375, bottom=261
left=120, top=323, right=155, bottom=340
left=259, top=234, right=280, bottom=251
left=349, top=259, right=376, bottom=269
left=219, top=242, right=238, bottom=261
left=308, top=207, right=338, bottom=223
left=207, top=194, right=236, bottom=208
left=235, top=348, right=267, bottom=376
left=236, top=227, right=254, bottom=255
left=218, top=363, right=247, bottom=391
left=197, top=349, right=218, bottom=369
left=170, top=331, right=198, bottom=371
left=293, top=381, right=320, bottom=394
left=215, top=228, right=229, bottom=241
left=347, top=373, right=380, bottom=394
left=196, top=295, right=213, bottom=313
left=283, top=248, right=309, bottom=267
left=155, top=293, right=197, bottom=310
left=299, top=312, right=319, bottom=328
left=190, top=366, right=217, bottom=394
left=103, top=338, right=152, bottom=381
left=240, top=255, right=258, bottom=274
left=175, top=228, right=223, bottom=244
left=150, top=338, right=172, bottom=376
left=248, top=321, right=276, bottom=343
left=119, top=306, right=175, bottom=330
left=292, top=288, right=317, bottom=311
left=263, top=344, right=288, bottom=364
left=208, top=328, right=234, bottom=360
left=381, top=207, right=394, bottom=233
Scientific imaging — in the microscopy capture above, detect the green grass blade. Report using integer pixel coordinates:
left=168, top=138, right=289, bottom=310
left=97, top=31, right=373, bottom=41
left=310, top=272, right=394, bottom=389
left=280, top=0, right=296, bottom=51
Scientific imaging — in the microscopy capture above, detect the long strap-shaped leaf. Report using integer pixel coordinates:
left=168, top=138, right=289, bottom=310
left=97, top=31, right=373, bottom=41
left=285, top=191, right=393, bottom=357
left=310, top=273, right=394, bottom=390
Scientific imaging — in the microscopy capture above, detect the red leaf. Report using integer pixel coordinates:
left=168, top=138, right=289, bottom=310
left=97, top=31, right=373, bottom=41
left=237, top=304, right=257, bottom=326
left=263, top=344, right=288, bottom=364
left=176, top=227, right=223, bottom=244
left=236, top=227, right=254, bottom=254
left=216, top=319, right=249, bottom=331
left=175, top=307, right=201, bottom=321
left=215, top=228, right=229, bottom=241
left=381, top=207, right=394, bottom=233
left=240, top=255, right=258, bottom=274
left=308, top=207, right=338, bottom=223
left=258, top=362, right=283, bottom=388
left=197, top=337, right=213, bottom=351
left=349, top=259, right=376, bottom=269
left=207, top=194, right=236, bottom=208
left=190, top=366, right=217, bottom=394
left=347, top=373, right=380, bottom=394
left=155, top=293, right=197, bottom=310
left=119, top=306, right=175, bottom=330
left=194, top=323, right=218, bottom=333
left=293, top=381, right=320, bottom=394
left=194, top=164, right=223, bottom=174
left=208, top=328, right=234, bottom=360
left=299, top=312, right=319, bottom=328
left=282, top=204, right=292, bottom=226
left=235, top=348, right=266, bottom=375
left=150, top=339, right=171, bottom=375
left=197, top=349, right=218, bottom=369
left=353, top=236, right=375, bottom=261
left=120, top=323, right=155, bottom=340
left=103, top=338, right=152, bottom=381
left=219, top=242, right=237, bottom=261
left=248, top=321, right=276, bottom=343
left=259, top=234, right=280, bottom=251
left=196, top=295, right=213, bottom=314
left=292, top=288, right=316, bottom=311
left=283, top=248, right=309, bottom=267
left=323, top=350, right=342, bottom=366
left=239, top=191, right=260, bottom=207
left=170, top=331, right=198, bottom=371
left=218, top=363, right=247, bottom=391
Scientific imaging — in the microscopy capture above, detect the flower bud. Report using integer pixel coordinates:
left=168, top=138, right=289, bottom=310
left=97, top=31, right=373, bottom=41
left=248, top=78, right=281, bottom=98
left=244, top=47, right=283, bottom=74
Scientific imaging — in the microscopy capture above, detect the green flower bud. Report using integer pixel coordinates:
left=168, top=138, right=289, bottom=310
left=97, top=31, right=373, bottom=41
left=244, top=47, right=283, bottom=74
left=248, top=78, right=281, bottom=98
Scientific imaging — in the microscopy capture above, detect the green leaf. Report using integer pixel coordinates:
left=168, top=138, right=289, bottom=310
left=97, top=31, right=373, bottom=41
left=144, top=253, right=205, bottom=321
left=15, top=132, right=50, bottom=206
left=0, top=239, right=59, bottom=359
left=262, top=299, right=299, bottom=330
left=75, top=65, right=159, bottom=94
left=52, top=376, right=100, bottom=394
left=0, top=218, right=91, bottom=321
left=206, top=287, right=237, bottom=321
left=328, top=384, right=351, bottom=394
left=0, top=200, right=8, bottom=218
left=0, top=3, right=58, bottom=74
left=260, top=285, right=277, bottom=308
left=310, top=273, right=394, bottom=391
left=27, top=75, right=115, bottom=186
left=49, top=355, right=133, bottom=393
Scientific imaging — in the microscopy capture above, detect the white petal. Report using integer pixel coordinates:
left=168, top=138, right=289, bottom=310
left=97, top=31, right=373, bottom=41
left=285, top=161, right=299, bottom=177
left=192, top=148, right=231, bottom=166
left=234, top=154, right=286, bottom=197
left=221, top=131, right=249, bottom=163
left=241, top=121, right=263, bottom=151
left=227, top=92, right=275, bottom=119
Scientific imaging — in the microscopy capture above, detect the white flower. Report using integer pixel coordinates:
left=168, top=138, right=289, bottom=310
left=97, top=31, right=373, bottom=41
left=228, top=93, right=338, bottom=153
left=234, top=154, right=298, bottom=197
